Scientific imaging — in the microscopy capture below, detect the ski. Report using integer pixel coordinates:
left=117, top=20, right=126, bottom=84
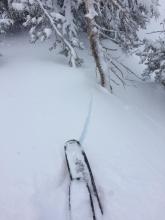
left=64, top=139, right=103, bottom=220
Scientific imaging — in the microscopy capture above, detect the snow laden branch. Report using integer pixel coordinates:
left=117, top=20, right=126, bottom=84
left=0, top=3, right=13, bottom=34
left=137, top=17, right=165, bottom=86
left=137, top=38, right=165, bottom=86
left=35, top=0, right=81, bottom=67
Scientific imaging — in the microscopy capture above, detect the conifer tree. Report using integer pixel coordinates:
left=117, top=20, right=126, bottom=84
left=137, top=17, right=165, bottom=86
left=0, top=0, right=159, bottom=90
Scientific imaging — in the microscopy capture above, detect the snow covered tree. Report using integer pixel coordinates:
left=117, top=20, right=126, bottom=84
left=8, top=0, right=83, bottom=66
left=0, top=1, right=13, bottom=34
left=0, top=0, right=13, bottom=57
left=82, top=0, right=159, bottom=90
left=137, top=16, right=165, bottom=87
left=0, top=0, right=159, bottom=91
left=137, top=37, right=165, bottom=86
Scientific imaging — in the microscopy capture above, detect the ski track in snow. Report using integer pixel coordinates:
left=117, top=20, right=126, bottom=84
left=0, top=36, right=165, bottom=220
left=79, top=93, right=93, bottom=144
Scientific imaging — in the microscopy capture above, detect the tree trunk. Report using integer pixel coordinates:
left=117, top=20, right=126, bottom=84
left=84, top=0, right=111, bottom=91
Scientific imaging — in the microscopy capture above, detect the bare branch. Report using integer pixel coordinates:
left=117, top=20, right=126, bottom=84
left=102, top=46, right=118, bottom=51
left=116, top=60, right=142, bottom=80
left=146, top=30, right=165, bottom=34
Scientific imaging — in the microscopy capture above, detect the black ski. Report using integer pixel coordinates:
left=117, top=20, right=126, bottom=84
left=64, top=139, right=103, bottom=220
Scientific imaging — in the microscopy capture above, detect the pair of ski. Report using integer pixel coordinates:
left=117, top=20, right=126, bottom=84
left=64, top=140, right=103, bottom=220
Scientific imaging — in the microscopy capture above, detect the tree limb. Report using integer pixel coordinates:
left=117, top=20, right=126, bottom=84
left=36, top=0, right=79, bottom=67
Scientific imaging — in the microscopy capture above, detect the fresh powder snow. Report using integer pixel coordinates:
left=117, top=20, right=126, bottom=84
left=0, top=33, right=165, bottom=220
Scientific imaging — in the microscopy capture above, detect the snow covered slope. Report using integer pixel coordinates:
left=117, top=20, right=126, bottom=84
left=0, top=35, right=165, bottom=220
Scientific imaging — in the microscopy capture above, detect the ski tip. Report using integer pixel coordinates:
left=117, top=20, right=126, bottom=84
left=64, top=139, right=81, bottom=149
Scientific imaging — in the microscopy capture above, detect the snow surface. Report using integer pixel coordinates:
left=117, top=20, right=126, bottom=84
left=0, top=33, right=165, bottom=220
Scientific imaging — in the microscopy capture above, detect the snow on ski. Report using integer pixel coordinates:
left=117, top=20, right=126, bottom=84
left=64, top=139, right=103, bottom=220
